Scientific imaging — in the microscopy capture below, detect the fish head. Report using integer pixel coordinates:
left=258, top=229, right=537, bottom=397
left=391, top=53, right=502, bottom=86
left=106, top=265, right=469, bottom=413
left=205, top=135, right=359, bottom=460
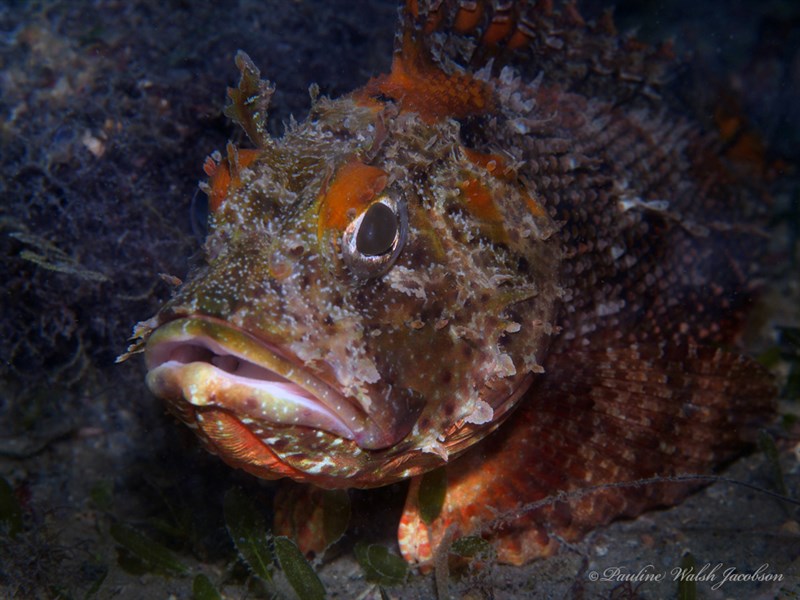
left=139, top=53, right=562, bottom=488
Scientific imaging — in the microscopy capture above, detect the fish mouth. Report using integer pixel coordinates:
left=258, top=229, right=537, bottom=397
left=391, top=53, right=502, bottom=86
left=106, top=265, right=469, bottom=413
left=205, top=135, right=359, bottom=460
left=144, top=317, right=367, bottom=445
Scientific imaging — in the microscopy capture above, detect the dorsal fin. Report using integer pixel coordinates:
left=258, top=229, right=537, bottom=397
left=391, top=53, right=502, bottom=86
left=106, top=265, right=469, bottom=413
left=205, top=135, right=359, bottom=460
left=400, top=0, right=680, bottom=108
left=354, top=17, right=495, bottom=123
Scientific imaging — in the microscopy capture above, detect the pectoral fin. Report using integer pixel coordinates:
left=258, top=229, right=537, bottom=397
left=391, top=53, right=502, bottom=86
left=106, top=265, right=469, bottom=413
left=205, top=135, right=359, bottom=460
left=399, top=342, right=775, bottom=566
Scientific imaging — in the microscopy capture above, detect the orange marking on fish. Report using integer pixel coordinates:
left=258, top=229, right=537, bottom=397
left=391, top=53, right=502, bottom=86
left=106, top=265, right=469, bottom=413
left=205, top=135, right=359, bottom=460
left=459, top=178, right=500, bottom=221
left=506, top=1, right=553, bottom=50
left=523, top=193, right=546, bottom=217
left=356, top=33, right=494, bottom=123
left=202, top=155, right=218, bottom=178
left=483, top=16, right=514, bottom=47
left=424, top=10, right=444, bottom=33
left=714, top=108, right=742, bottom=141
left=598, top=8, right=617, bottom=35
left=708, top=94, right=783, bottom=181
left=398, top=510, right=432, bottom=565
left=657, top=39, right=677, bottom=61
left=397, top=477, right=434, bottom=568
left=462, top=147, right=545, bottom=217
left=623, top=37, right=649, bottom=53
left=457, top=177, right=509, bottom=244
left=507, top=26, right=534, bottom=51
left=207, top=147, right=260, bottom=212
left=462, top=147, right=512, bottom=178
left=317, top=160, right=387, bottom=240
left=563, top=1, right=586, bottom=27
left=454, top=3, right=483, bottom=34
left=403, top=0, right=443, bottom=32
left=714, top=105, right=768, bottom=173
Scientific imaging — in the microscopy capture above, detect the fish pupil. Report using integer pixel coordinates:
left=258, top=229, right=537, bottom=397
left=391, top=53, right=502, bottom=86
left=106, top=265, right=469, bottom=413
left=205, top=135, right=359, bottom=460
left=356, top=202, right=397, bottom=256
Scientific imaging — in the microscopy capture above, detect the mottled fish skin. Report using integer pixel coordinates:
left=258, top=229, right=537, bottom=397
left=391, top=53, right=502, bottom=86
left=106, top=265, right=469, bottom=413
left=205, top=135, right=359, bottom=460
left=138, top=42, right=563, bottom=488
left=128, top=0, right=776, bottom=564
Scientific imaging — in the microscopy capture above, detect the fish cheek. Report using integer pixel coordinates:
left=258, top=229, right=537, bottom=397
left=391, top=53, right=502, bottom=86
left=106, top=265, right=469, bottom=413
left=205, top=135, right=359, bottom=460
left=370, top=323, right=469, bottom=434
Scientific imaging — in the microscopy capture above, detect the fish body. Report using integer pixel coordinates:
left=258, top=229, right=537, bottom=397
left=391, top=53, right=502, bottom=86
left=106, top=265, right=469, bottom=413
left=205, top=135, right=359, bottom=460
left=129, top=0, right=775, bottom=566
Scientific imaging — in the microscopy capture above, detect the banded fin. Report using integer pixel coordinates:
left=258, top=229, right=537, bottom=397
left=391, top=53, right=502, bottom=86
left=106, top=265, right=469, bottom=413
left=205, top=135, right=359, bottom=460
left=355, top=22, right=495, bottom=123
left=398, top=342, right=775, bottom=566
left=403, top=0, right=679, bottom=108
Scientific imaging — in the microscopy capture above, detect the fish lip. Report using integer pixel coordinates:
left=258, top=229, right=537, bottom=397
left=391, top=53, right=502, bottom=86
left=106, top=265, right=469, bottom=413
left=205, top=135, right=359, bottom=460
left=144, top=316, right=365, bottom=443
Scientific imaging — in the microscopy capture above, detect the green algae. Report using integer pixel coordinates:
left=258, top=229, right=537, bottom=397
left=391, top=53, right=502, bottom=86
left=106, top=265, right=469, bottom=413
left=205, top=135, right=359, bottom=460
left=677, top=553, right=698, bottom=600
left=0, top=476, right=23, bottom=539
left=354, top=542, right=408, bottom=586
left=11, top=232, right=109, bottom=282
left=109, top=522, right=189, bottom=577
left=273, top=536, right=326, bottom=600
left=192, top=574, right=222, bottom=600
left=450, top=536, right=495, bottom=561
left=223, top=487, right=274, bottom=583
left=418, top=468, right=447, bottom=525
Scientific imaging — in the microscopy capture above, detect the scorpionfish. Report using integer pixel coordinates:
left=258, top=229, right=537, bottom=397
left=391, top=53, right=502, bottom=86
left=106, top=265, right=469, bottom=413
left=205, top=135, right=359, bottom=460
left=127, top=0, right=776, bottom=566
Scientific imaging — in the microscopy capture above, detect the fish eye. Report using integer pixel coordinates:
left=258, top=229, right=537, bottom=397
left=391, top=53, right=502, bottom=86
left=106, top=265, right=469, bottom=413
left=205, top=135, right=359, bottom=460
left=356, top=202, right=397, bottom=256
left=342, top=191, right=407, bottom=278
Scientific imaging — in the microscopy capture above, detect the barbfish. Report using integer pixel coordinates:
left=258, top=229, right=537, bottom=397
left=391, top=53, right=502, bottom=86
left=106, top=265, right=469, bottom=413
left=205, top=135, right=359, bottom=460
left=125, top=0, right=775, bottom=566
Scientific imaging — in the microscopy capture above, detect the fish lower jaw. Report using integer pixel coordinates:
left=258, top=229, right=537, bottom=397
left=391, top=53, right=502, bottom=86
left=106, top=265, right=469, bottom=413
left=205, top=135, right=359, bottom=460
left=143, top=316, right=375, bottom=447
left=145, top=360, right=357, bottom=440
